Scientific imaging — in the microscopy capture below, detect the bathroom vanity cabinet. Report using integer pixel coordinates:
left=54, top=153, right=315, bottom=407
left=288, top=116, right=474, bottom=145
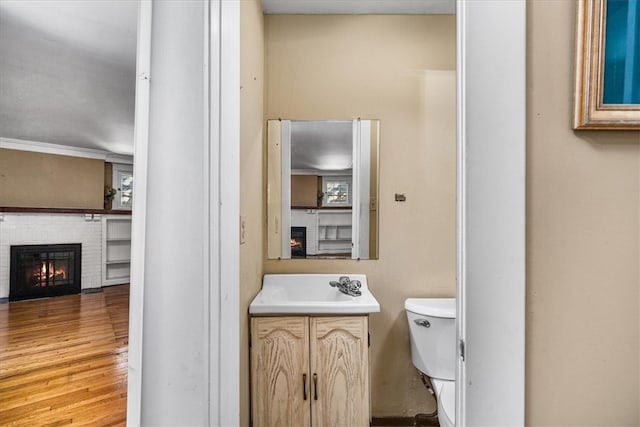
left=250, top=315, right=370, bottom=426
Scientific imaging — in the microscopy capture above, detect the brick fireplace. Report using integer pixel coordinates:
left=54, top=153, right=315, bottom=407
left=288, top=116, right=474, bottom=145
left=0, top=213, right=103, bottom=300
left=10, top=243, right=81, bottom=301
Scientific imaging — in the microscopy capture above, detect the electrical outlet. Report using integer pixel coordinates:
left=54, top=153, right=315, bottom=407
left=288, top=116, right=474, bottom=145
left=240, top=216, right=246, bottom=244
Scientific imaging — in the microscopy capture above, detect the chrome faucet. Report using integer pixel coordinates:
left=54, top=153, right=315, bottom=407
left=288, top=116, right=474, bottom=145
left=330, top=276, right=362, bottom=297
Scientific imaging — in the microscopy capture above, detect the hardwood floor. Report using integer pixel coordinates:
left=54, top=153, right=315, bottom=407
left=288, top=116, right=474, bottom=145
left=0, top=285, right=129, bottom=426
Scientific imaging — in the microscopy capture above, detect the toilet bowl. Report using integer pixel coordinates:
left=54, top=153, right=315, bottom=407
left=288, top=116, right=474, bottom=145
left=405, top=298, right=456, bottom=426
left=431, top=379, right=455, bottom=427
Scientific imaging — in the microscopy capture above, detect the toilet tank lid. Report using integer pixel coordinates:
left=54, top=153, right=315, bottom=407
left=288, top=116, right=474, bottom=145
left=405, top=298, right=456, bottom=318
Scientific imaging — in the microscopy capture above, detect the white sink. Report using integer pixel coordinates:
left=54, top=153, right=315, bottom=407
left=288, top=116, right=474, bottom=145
left=249, top=274, right=381, bottom=314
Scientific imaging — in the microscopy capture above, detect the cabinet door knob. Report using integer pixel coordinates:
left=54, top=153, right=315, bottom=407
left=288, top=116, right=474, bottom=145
left=313, top=373, right=318, bottom=400
left=303, top=373, right=308, bottom=400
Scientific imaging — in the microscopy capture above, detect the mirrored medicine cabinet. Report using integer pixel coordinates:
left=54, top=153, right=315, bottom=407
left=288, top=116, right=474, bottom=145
left=267, top=119, right=380, bottom=260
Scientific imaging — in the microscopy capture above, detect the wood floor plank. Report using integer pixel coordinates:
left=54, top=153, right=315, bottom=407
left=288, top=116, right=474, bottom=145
left=0, top=285, right=129, bottom=426
left=0, top=347, right=127, bottom=391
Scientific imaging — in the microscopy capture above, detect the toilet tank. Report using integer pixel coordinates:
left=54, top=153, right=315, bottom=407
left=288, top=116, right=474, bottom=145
left=405, top=298, right=456, bottom=381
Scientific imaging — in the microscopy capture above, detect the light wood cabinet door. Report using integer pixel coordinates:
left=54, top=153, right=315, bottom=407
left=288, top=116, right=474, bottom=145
left=310, top=317, right=369, bottom=427
left=251, top=317, right=310, bottom=427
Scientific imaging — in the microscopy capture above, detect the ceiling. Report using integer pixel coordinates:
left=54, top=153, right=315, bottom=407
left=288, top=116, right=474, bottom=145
left=0, top=0, right=138, bottom=156
left=291, top=121, right=353, bottom=173
left=1, top=1, right=137, bottom=67
left=0, top=0, right=453, bottom=158
left=262, top=0, right=455, bottom=15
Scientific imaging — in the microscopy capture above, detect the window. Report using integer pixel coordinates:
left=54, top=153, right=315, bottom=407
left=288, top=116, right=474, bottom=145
left=322, top=176, right=352, bottom=207
left=112, top=164, right=133, bottom=210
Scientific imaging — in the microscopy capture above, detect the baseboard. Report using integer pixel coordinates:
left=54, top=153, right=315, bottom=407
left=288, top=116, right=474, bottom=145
left=100, top=283, right=130, bottom=288
left=370, top=417, right=415, bottom=426
left=0, top=297, right=8, bottom=304
left=415, top=413, right=439, bottom=426
left=370, top=413, right=439, bottom=426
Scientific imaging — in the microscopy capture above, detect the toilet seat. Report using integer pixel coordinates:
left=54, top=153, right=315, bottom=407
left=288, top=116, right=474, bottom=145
left=430, top=379, right=455, bottom=427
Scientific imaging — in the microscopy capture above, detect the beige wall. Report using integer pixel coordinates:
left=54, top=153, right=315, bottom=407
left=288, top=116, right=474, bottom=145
left=264, top=15, right=456, bottom=416
left=239, top=1, right=265, bottom=426
left=291, top=175, right=319, bottom=207
left=104, top=162, right=113, bottom=189
left=0, top=148, right=104, bottom=209
left=527, top=1, right=640, bottom=425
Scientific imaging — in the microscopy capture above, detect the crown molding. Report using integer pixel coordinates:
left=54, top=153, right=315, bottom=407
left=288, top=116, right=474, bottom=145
left=0, top=137, right=133, bottom=164
left=105, top=153, right=134, bottom=165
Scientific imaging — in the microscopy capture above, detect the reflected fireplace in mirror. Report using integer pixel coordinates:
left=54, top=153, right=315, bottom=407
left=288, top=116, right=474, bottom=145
left=291, top=227, right=307, bottom=259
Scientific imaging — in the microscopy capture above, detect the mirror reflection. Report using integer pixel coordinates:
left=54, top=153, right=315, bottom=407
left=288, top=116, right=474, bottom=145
left=267, top=119, right=379, bottom=260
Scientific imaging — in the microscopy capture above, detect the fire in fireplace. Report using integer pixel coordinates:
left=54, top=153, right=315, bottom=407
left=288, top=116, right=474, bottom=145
left=10, top=244, right=81, bottom=301
left=291, top=227, right=307, bottom=259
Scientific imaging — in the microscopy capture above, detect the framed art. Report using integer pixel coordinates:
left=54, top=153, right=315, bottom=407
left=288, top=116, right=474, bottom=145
left=574, top=0, right=640, bottom=129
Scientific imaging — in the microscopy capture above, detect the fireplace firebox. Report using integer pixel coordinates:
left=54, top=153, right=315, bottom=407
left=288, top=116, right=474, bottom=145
left=10, top=244, right=81, bottom=301
left=291, top=227, right=307, bottom=259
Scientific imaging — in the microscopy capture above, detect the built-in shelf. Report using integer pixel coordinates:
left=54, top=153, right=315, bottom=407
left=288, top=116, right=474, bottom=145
left=106, top=260, right=131, bottom=265
left=317, top=210, right=352, bottom=255
left=102, top=215, right=131, bottom=286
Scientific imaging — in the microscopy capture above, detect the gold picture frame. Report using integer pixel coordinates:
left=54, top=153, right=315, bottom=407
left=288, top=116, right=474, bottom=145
left=573, top=0, right=640, bottom=130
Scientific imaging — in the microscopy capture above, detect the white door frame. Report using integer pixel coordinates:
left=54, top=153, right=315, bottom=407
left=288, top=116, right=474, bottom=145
left=215, top=1, right=241, bottom=424
left=126, top=1, right=151, bottom=424
left=127, top=0, right=239, bottom=425
left=456, top=0, right=526, bottom=425
left=280, top=120, right=292, bottom=259
left=352, top=119, right=371, bottom=260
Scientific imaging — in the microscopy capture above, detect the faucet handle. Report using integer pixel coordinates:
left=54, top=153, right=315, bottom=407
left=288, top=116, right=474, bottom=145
left=329, top=277, right=362, bottom=297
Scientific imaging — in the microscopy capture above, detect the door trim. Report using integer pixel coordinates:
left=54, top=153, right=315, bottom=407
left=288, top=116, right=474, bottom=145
left=456, top=0, right=526, bottom=425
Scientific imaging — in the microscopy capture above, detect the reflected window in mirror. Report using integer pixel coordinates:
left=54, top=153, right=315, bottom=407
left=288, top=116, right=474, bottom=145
left=323, top=176, right=352, bottom=206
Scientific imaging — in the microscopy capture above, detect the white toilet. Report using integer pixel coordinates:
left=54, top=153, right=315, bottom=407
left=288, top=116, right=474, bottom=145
left=405, top=298, right=456, bottom=427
